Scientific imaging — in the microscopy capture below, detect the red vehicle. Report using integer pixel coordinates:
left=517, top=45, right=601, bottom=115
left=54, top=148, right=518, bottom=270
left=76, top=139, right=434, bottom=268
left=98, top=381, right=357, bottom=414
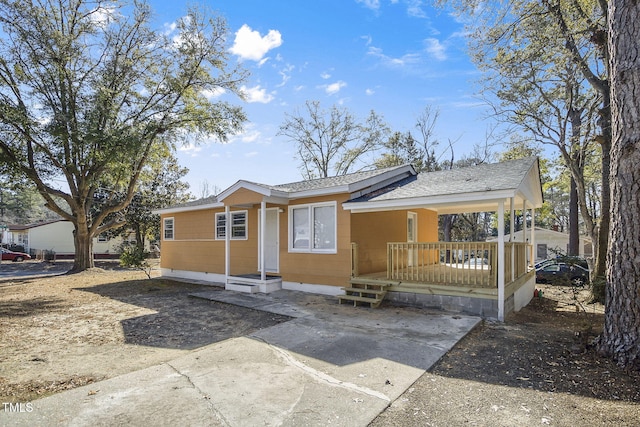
left=1, top=248, right=31, bottom=262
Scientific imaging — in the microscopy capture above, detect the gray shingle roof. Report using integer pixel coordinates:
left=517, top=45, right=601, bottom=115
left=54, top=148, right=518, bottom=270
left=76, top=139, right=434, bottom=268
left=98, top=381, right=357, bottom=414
left=169, top=195, right=219, bottom=209
left=349, top=157, right=538, bottom=202
left=245, top=165, right=410, bottom=193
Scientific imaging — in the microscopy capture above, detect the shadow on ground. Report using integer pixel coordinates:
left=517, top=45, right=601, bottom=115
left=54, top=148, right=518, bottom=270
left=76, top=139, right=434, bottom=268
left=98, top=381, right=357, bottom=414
left=429, top=296, right=640, bottom=403
left=80, top=278, right=291, bottom=350
left=0, top=297, right=69, bottom=317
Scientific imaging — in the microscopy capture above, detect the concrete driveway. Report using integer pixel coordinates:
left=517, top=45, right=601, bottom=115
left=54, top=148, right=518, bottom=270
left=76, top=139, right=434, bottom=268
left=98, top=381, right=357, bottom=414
left=4, top=289, right=480, bottom=426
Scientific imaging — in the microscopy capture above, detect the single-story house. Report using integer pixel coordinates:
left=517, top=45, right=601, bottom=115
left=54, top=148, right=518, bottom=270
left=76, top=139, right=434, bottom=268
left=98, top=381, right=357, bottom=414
left=156, top=157, right=544, bottom=321
left=5, top=219, right=127, bottom=259
left=489, top=226, right=593, bottom=262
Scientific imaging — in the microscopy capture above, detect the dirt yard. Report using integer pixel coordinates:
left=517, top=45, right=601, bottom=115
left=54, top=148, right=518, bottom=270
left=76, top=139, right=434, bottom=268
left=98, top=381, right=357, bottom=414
left=372, top=284, right=640, bottom=426
left=0, top=261, right=289, bottom=402
left=1, top=261, right=639, bottom=426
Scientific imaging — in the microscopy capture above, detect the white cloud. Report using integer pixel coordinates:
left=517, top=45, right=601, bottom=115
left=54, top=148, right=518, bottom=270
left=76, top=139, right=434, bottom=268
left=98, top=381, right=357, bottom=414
left=230, top=24, right=283, bottom=61
left=240, top=129, right=261, bottom=143
left=424, top=38, right=447, bottom=61
left=89, top=5, right=117, bottom=28
left=241, top=85, right=275, bottom=103
left=163, top=22, right=177, bottom=35
left=201, top=87, right=226, bottom=100
left=245, top=151, right=259, bottom=157
left=367, top=46, right=421, bottom=68
left=320, top=71, right=332, bottom=80
left=324, top=81, right=347, bottom=95
left=365, top=88, right=375, bottom=95
left=277, top=64, right=295, bottom=87
left=356, top=0, right=381, bottom=10
left=407, top=1, right=428, bottom=18
left=178, top=143, right=202, bottom=157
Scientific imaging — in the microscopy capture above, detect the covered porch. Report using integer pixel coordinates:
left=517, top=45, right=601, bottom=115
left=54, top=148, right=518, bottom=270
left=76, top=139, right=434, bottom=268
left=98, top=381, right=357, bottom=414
left=342, top=158, right=544, bottom=320
left=347, top=240, right=535, bottom=319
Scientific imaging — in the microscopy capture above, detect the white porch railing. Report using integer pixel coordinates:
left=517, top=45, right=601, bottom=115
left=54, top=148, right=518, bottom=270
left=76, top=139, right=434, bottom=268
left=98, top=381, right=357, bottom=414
left=385, top=241, right=529, bottom=288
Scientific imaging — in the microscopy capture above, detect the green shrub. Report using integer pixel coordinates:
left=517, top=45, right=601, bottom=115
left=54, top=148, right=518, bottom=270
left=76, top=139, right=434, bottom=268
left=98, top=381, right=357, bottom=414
left=119, top=245, right=152, bottom=279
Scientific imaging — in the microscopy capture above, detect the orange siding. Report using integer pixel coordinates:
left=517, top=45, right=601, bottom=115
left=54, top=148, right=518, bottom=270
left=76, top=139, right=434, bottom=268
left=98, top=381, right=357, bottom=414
left=223, top=188, right=265, bottom=206
left=418, top=209, right=438, bottom=241
left=278, top=194, right=352, bottom=287
left=160, top=207, right=260, bottom=276
left=172, top=210, right=216, bottom=240
left=351, top=209, right=438, bottom=275
left=160, top=192, right=438, bottom=289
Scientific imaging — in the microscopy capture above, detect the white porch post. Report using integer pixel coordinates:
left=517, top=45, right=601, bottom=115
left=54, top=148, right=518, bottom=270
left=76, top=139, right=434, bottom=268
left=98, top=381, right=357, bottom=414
left=531, top=206, right=536, bottom=265
left=498, top=200, right=505, bottom=321
left=510, top=197, right=515, bottom=282
left=224, top=205, right=230, bottom=281
left=522, top=199, right=528, bottom=268
left=260, top=200, right=266, bottom=281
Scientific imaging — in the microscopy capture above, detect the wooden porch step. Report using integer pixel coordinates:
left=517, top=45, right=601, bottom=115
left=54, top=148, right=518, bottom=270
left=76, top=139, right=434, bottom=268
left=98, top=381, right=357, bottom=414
left=349, top=277, right=397, bottom=287
left=338, top=294, right=385, bottom=308
left=342, top=286, right=386, bottom=295
left=338, top=282, right=390, bottom=308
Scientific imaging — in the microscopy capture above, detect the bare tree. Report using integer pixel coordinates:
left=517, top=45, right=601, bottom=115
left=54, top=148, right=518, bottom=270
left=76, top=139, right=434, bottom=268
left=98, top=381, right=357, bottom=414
left=278, top=100, right=389, bottom=179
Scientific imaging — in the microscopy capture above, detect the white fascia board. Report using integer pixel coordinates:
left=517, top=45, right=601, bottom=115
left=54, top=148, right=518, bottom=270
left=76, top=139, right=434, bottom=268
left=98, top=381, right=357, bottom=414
left=287, top=185, right=350, bottom=200
left=517, top=165, right=544, bottom=208
left=264, top=196, right=290, bottom=205
left=343, top=189, right=518, bottom=213
left=153, top=202, right=224, bottom=215
left=217, top=180, right=289, bottom=202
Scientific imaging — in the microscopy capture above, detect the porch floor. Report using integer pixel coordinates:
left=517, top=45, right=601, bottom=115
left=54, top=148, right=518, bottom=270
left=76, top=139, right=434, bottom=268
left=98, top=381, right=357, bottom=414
left=232, top=274, right=281, bottom=280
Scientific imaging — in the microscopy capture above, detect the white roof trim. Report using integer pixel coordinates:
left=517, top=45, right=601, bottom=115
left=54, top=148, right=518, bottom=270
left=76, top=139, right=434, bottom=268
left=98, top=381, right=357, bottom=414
left=344, top=189, right=521, bottom=213
left=217, top=180, right=289, bottom=202
left=153, top=201, right=224, bottom=215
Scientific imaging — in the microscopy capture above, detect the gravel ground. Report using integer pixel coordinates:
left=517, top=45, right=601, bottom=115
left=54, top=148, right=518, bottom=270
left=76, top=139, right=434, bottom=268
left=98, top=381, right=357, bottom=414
left=371, top=284, right=640, bottom=426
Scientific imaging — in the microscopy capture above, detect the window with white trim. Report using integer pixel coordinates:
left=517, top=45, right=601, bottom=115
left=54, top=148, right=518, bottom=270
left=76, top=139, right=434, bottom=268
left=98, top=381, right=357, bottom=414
left=163, top=217, right=174, bottom=240
left=289, top=202, right=336, bottom=253
left=215, top=211, right=248, bottom=240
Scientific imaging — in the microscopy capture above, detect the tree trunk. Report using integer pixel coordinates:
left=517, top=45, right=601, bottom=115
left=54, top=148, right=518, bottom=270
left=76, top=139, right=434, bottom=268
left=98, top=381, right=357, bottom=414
left=593, top=134, right=611, bottom=279
left=135, top=225, right=145, bottom=252
left=568, top=177, right=579, bottom=256
left=441, top=214, right=455, bottom=262
left=598, top=0, right=640, bottom=369
left=72, top=218, right=95, bottom=271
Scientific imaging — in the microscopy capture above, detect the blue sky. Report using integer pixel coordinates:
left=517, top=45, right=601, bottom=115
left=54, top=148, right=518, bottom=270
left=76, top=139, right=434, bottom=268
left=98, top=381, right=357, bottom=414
left=150, top=0, right=489, bottom=195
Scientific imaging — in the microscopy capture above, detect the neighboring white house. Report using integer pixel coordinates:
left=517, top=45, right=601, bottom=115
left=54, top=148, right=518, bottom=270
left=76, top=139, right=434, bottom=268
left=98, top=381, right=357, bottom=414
left=489, top=226, right=593, bottom=262
left=6, top=219, right=127, bottom=259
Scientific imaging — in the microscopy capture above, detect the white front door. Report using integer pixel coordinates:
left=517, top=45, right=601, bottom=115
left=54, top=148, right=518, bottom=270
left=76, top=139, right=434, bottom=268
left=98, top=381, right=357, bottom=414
left=259, top=208, right=279, bottom=273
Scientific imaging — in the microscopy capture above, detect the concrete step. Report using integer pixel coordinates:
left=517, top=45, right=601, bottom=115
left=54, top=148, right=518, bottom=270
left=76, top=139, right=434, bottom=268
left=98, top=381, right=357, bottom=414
left=226, top=282, right=259, bottom=293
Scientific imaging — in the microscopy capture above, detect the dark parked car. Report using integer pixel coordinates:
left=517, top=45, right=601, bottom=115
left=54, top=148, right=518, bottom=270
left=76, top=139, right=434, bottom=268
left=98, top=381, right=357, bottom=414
left=536, top=262, right=590, bottom=286
left=1, top=248, right=31, bottom=262
left=534, top=256, right=589, bottom=270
